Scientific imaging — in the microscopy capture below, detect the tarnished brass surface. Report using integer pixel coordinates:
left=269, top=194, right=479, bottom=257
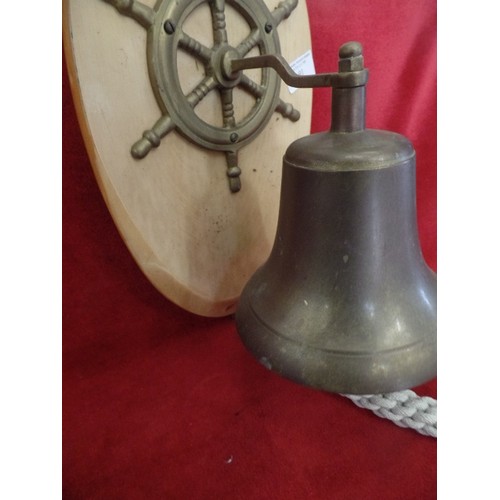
left=230, top=53, right=368, bottom=89
left=236, top=42, right=436, bottom=394
left=101, top=0, right=301, bottom=192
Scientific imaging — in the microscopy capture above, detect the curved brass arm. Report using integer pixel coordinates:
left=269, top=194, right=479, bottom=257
left=229, top=51, right=368, bottom=89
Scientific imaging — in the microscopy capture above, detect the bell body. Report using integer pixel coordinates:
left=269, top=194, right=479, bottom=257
left=236, top=128, right=436, bottom=394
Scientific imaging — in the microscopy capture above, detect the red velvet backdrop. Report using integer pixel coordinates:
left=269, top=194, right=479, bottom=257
left=63, top=1, right=437, bottom=498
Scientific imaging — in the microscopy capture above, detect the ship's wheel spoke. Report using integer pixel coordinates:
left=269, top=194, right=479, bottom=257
left=102, top=0, right=154, bottom=28
left=236, top=29, right=262, bottom=57
left=239, top=74, right=265, bottom=99
left=131, top=114, right=175, bottom=159
left=272, top=0, right=298, bottom=27
left=209, top=0, right=228, bottom=45
left=186, top=75, right=218, bottom=108
left=275, top=99, right=300, bottom=121
left=220, top=90, right=241, bottom=192
left=178, top=32, right=213, bottom=65
left=225, top=150, right=241, bottom=193
left=239, top=75, right=300, bottom=121
left=220, top=88, right=236, bottom=128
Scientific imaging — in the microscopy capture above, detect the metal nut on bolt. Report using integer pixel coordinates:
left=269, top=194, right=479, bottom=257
left=338, top=41, right=364, bottom=72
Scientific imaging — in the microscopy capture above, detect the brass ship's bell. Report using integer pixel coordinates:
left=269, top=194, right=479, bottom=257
left=235, top=42, right=436, bottom=394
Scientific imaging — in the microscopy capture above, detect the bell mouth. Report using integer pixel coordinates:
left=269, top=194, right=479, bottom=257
left=236, top=283, right=437, bottom=395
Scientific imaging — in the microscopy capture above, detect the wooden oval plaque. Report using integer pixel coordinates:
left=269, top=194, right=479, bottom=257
left=63, top=0, right=312, bottom=316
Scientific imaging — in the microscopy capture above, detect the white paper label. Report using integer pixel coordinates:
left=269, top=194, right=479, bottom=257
left=288, top=50, right=316, bottom=94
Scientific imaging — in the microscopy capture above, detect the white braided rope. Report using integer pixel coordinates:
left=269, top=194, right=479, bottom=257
left=343, top=390, right=437, bottom=438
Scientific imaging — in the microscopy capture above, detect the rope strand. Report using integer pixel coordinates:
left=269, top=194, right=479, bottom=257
left=342, top=390, right=437, bottom=438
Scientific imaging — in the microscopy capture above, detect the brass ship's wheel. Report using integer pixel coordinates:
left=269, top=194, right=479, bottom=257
left=103, top=0, right=301, bottom=192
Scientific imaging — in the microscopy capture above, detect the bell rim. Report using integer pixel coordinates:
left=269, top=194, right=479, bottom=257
left=236, top=290, right=437, bottom=394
